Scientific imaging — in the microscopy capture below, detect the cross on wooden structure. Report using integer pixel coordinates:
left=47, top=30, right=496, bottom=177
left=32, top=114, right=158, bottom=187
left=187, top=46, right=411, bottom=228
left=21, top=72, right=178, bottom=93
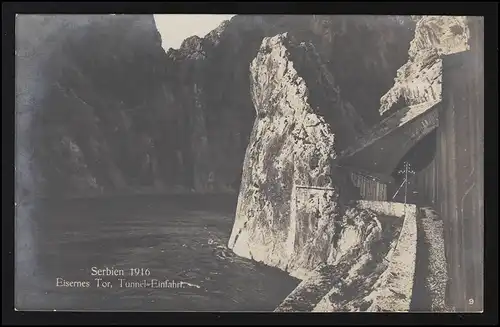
left=392, top=161, right=416, bottom=211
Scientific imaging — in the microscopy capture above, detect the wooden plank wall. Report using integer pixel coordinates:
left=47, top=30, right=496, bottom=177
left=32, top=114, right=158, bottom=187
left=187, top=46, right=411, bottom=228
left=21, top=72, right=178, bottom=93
left=350, top=171, right=387, bottom=201
left=414, top=17, right=484, bottom=312
left=414, top=156, right=438, bottom=206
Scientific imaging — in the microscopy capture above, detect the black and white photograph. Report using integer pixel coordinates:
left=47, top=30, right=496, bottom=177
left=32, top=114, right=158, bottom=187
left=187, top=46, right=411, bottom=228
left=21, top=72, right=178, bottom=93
left=14, top=13, right=484, bottom=313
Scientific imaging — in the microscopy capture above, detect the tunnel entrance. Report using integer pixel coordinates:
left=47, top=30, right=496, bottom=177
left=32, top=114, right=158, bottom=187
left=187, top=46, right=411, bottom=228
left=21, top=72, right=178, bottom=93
left=390, top=129, right=438, bottom=203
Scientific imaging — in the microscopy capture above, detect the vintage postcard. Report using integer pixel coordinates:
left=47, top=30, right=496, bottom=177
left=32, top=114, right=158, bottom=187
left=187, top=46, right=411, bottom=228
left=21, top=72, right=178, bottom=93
left=14, top=14, right=484, bottom=312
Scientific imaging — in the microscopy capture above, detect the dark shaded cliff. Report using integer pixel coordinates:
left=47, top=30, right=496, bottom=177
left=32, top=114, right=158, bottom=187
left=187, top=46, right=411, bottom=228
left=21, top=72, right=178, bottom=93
left=16, top=15, right=416, bottom=198
left=17, top=15, right=177, bottom=197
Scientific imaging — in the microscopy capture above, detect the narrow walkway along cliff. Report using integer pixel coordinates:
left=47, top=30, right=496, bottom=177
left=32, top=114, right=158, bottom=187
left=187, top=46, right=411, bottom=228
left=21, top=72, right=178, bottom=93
left=228, top=15, right=480, bottom=312
left=15, top=14, right=482, bottom=312
left=227, top=33, right=418, bottom=311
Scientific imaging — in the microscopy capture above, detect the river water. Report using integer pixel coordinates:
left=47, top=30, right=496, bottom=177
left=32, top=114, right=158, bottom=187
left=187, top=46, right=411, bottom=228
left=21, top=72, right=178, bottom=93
left=15, top=195, right=299, bottom=312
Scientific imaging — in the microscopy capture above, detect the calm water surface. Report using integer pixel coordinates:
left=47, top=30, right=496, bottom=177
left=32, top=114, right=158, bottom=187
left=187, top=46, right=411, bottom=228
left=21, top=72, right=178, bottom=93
left=15, top=195, right=299, bottom=311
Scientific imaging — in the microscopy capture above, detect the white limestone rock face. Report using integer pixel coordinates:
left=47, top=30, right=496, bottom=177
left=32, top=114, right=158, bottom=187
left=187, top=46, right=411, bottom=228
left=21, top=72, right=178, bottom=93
left=228, top=33, right=382, bottom=279
left=379, top=16, right=470, bottom=116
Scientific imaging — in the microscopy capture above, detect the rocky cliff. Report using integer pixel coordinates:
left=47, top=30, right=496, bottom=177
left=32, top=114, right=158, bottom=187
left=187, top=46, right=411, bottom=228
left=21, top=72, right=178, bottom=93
left=16, top=15, right=416, bottom=198
left=227, top=14, right=472, bottom=303
left=228, top=33, right=390, bottom=279
left=17, top=15, right=175, bottom=198
left=379, top=16, right=470, bottom=116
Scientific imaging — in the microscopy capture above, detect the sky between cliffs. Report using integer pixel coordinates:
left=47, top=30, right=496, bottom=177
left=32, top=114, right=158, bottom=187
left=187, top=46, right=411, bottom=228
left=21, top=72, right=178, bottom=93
left=153, top=14, right=235, bottom=51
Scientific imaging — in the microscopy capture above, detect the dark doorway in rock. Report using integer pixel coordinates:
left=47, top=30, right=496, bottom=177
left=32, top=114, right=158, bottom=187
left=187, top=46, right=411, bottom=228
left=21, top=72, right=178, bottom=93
left=390, top=129, right=437, bottom=203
